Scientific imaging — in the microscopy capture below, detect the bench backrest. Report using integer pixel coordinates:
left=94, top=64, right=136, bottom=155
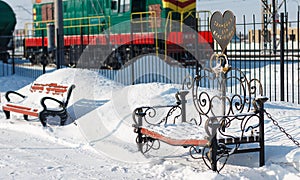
left=30, top=83, right=68, bottom=96
left=30, top=83, right=75, bottom=107
left=178, top=64, right=266, bottom=142
left=183, top=67, right=263, bottom=119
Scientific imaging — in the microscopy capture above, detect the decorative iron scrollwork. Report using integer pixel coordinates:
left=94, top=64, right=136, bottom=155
left=132, top=9, right=269, bottom=172
left=132, top=51, right=267, bottom=172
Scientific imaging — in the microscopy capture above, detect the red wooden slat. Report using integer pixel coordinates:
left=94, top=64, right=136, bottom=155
left=140, top=127, right=208, bottom=146
left=3, top=105, right=39, bottom=117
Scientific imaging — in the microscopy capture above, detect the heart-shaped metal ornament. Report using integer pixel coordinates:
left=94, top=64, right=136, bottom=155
left=210, top=10, right=236, bottom=53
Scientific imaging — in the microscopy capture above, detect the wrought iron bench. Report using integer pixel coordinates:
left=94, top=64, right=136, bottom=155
left=2, top=82, right=75, bottom=127
left=132, top=54, right=268, bottom=172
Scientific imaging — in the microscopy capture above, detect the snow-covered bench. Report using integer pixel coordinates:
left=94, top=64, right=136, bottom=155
left=132, top=59, right=268, bottom=172
left=2, top=83, right=75, bottom=127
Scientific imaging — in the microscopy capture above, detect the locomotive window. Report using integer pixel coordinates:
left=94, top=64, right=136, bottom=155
left=120, top=0, right=130, bottom=13
left=41, top=4, right=54, bottom=21
left=111, top=1, right=117, bottom=11
left=111, top=0, right=129, bottom=13
left=131, top=0, right=146, bottom=12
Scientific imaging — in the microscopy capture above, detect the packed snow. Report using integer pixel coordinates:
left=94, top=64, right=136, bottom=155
left=0, top=68, right=300, bottom=179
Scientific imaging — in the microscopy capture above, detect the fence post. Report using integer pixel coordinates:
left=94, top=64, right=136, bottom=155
left=80, top=27, right=84, bottom=53
left=42, top=30, right=46, bottom=74
left=280, top=13, right=285, bottom=101
left=272, top=0, right=277, bottom=54
left=130, top=21, right=135, bottom=85
left=12, top=35, right=15, bottom=74
left=55, top=0, right=64, bottom=69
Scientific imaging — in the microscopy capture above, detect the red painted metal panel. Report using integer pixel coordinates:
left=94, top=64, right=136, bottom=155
left=25, top=31, right=212, bottom=47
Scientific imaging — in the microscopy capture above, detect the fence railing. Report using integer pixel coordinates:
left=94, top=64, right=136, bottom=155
left=1, top=10, right=299, bottom=104
left=214, top=12, right=300, bottom=104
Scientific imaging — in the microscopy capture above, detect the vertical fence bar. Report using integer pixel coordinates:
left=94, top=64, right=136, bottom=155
left=298, top=10, right=300, bottom=104
left=242, top=15, right=246, bottom=94
left=130, top=22, right=134, bottom=85
left=252, top=15, right=256, bottom=81
left=291, top=30, right=295, bottom=103
left=55, top=0, right=64, bottom=69
left=285, top=13, right=289, bottom=102
left=258, top=29, right=262, bottom=94
left=80, top=27, right=84, bottom=53
left=12, top=36, right=15, bottom=74
left=242, top=15, right=245, bottom=72
left=1, top=61, right=3, bottom=76
left=42, top=30, right=46, bottom=74
left=273, top=19, right=277, bottom=101
left=272, top=0, right=277, bottom=54
left=268, top=20, right=272, bottom=102
left=262, top=29, right=267, bottom=97
left=280, top=13, right=285, bottom=101
left=129, top=58, right=135, bottom=85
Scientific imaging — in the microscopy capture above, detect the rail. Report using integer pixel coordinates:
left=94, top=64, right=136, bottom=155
left=130, top=11, right=158, bottom=55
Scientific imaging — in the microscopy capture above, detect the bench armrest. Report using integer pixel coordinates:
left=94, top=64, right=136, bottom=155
left=40, top=96, right=65, bottom=110
left=39, top=84, right=75, bottom=110
left=5, top=91, right=26, bottom=102
left=133, top=104, right=181, bottom=127
left=133, top=90, right=190, bottom=126
left=64, top=84, right=76, bottom=107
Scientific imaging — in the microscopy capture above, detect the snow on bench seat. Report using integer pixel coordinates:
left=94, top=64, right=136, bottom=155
left=140, top=123, right=209, bottom=146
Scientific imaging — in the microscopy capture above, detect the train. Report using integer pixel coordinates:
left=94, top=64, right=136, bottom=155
left=0, top=1, right=16, bottom=63
left=24, top=0, right=213, bottom=69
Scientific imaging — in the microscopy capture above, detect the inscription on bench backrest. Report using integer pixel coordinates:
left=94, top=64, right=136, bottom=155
left=30, top=83, right=68, bottom=96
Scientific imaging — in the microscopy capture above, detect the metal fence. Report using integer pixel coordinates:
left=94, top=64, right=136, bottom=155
left=216, top=12, right=300, bottom=104
left=1, top=11, right=299, bottom=104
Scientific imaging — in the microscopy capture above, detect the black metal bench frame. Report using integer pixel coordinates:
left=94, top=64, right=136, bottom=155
left=132, top=54, right=268, bottom=172
left=2, top=83, right=75, bottom=127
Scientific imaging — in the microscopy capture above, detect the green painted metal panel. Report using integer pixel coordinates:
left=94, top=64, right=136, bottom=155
left=32, top=0, right=195, bottom=35
left=0, top=1, right=16, bottom=35
left=0, top=0, right=16, bottom=49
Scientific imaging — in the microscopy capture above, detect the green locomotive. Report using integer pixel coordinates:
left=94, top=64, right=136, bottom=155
left=25, top=0, right=212, bottom=68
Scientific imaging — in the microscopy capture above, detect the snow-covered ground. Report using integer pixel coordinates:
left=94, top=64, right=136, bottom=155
left=0, top=68, right=300, bottom=179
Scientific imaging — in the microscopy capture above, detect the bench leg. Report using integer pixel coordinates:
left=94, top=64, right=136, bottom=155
left=39, top=111, right=48, bottom=127
left=24, top=115, right=28, bottom=120
left=39, top=110, right=68, bottom=127
left=210, top=136, right=218, bottom=171
left=3, top=110, right=10, bottom=119
left=137, top=128, right=144, bottom=152
left=59, top=111, right=68, bottom=126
